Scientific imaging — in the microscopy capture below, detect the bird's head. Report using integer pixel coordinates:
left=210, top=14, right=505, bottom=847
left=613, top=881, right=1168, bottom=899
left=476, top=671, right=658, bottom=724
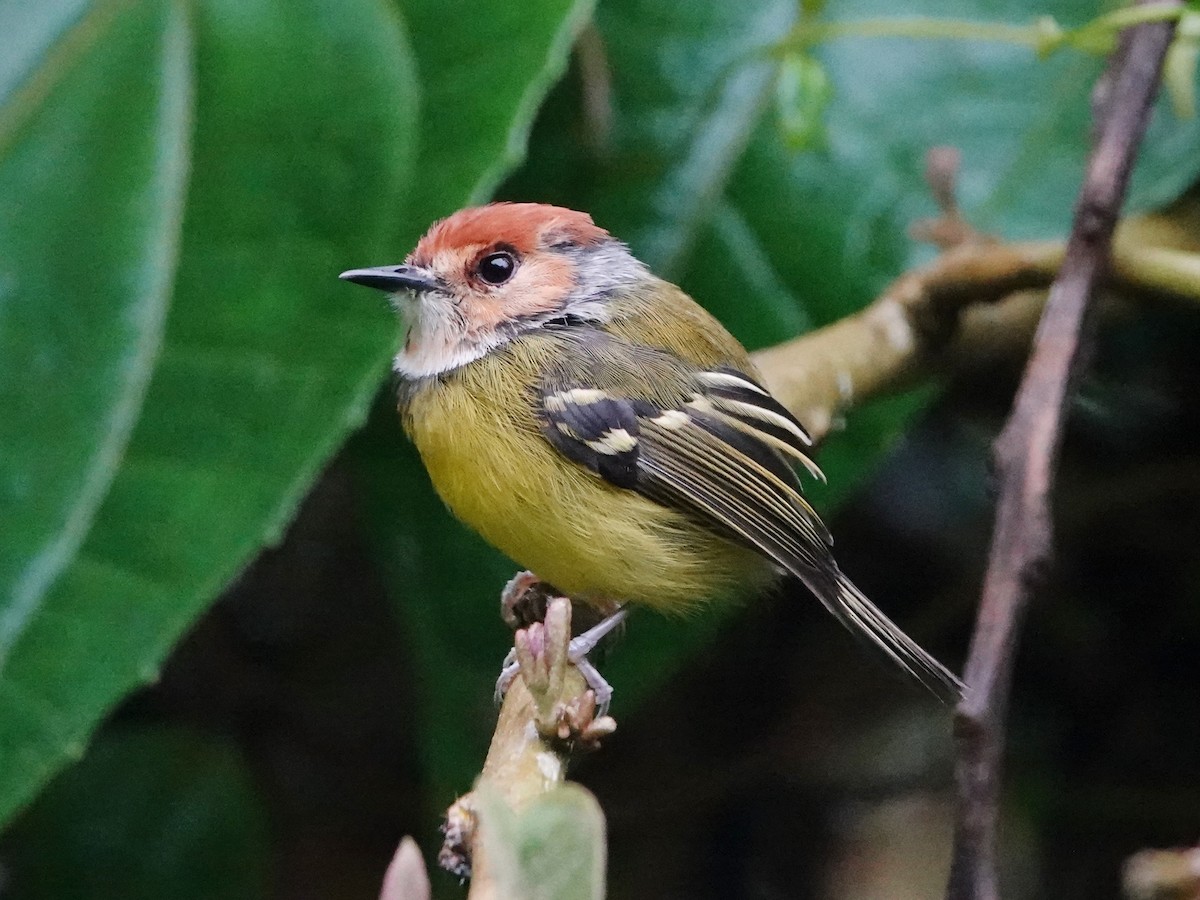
left=340, top=203, right=648, bottom=378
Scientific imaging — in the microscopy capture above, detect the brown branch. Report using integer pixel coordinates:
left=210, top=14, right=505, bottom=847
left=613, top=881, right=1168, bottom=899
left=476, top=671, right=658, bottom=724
left=752, top=127, right=1200, bottom=444
left=751, top=240, right=1059, bottom=439
left=945, top=8, right=1181, bottom=900
left=750, top=229, right=1200, bottom=443
left=1124, top=845, right=1200, bottom=900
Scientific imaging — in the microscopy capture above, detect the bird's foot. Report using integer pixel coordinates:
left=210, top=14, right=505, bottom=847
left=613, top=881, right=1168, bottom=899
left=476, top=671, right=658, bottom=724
left=495, top=571, right=552, bottom=702
left=499, top=570, right=558, bottom=630
left=494, top=583, right=628, bottom=719
left=517, top=598, right=620, bottom=749
left=493, top=648, right=519, bottom=704
left=492, top=611, right=628, bottom=714
left=544, top=688, right=617, bottom=751
left=565, top=606, right=628, bottom=717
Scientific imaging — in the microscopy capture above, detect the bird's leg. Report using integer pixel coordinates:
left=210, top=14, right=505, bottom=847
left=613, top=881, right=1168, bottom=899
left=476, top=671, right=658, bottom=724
left=566, top=606, right=628, bottom=716
left=495, top=572, right=628, bottom=712
left=495, top=571, right=552, bottom=701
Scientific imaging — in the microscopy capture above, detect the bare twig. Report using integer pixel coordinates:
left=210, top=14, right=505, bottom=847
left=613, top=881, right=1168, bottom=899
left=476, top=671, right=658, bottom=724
left=944, top=8, right=1181, bottom=900
left=908, top=146, right=987, bottom=249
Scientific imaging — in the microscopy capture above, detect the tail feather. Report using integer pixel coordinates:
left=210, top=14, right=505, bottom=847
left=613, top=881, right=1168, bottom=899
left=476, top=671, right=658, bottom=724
left=809, top=568, right=965, bottom=702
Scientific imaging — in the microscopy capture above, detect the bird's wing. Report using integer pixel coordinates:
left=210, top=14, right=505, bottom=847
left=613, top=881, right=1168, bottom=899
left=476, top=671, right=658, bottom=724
left=537, top=347, right=831, bottom=583
left=535, top=330, right=963, bottom=700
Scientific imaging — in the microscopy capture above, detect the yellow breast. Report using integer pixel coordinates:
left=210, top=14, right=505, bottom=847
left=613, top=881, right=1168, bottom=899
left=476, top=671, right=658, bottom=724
left=401, top=336, right=771, bottom=612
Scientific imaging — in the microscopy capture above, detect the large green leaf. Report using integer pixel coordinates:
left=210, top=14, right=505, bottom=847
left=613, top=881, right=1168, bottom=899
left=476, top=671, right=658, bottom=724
left=400, top=0, right=598, bottom=239
left=0, top=0, right=187, bottom=698
left=777, top=0, right=1200, bottom=249
left=573, top=0, right=797, bottom=279
left=2, top=727, right=269, bottom=900
left=0, top=0, right=90, bottom=105
left=0, top=0, right=417, bottom=825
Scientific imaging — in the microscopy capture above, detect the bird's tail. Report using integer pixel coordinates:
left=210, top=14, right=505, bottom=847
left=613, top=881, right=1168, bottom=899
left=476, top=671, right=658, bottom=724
left=814, top=568, right=965, bottom=702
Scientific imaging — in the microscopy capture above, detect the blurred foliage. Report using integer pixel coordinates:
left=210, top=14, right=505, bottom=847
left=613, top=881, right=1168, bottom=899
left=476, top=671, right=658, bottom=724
left=1, top=0, right=1200, bottom=896
left=2, top=727, right=270, bottom=899
left=0, top=0, right=591, bottom=826
left=475, top=784, right=607, bottom=900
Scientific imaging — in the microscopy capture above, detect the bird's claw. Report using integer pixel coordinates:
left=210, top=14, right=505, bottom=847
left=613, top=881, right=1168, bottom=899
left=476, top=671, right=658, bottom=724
left=493, top=647, right=519, bottom=703
left=543, top=689, right=617, bottom=751
left=569, top=657, right=613, bottom=717
left=493, top=599, right=628, bottom=718
left=564, top=606, right=627, bottom=716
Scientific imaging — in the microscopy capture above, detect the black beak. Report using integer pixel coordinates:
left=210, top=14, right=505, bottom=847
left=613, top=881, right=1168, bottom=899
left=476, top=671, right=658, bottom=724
left=338, top=264, right=441, bottom=294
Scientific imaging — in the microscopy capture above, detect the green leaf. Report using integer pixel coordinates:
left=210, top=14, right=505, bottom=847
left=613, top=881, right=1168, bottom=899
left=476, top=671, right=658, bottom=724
left=0, top=0, right=187, bottom=708
left=513, top=787, right=606, bottom=900
left=0, top=0, right=417, bottom=825
left=2, top=727, right=269, bottom=900
left=789, top=0, right=1200, bottom=244
left=400, top=0, right=598, bottom=239
left=475, top=784, right=607, bottom=900
left=579, top=0, right=796, bottom=278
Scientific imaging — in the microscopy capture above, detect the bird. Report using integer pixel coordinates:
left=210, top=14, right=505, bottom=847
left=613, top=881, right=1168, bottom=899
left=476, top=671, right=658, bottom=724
left=340, top=202, right=963, bottom=704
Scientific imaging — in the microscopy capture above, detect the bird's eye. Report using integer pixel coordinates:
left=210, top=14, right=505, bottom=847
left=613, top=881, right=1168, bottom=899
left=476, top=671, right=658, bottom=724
left=477, top=251, right=516, bottom=285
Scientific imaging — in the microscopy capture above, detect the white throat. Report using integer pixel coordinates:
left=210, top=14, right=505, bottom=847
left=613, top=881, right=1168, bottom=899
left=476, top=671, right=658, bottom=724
left=393, top=334, right=500, bottom=379
left=391, top=290, right=503, bottom=378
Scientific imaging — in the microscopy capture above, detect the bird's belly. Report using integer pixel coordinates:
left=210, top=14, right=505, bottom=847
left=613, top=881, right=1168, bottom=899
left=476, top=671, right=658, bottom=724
left=405, top=382, right=771, bottom=612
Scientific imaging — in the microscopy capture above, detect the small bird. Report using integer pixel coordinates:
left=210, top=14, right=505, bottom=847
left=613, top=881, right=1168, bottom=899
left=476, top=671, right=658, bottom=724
left=341, top=203, right=962, bottom=702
